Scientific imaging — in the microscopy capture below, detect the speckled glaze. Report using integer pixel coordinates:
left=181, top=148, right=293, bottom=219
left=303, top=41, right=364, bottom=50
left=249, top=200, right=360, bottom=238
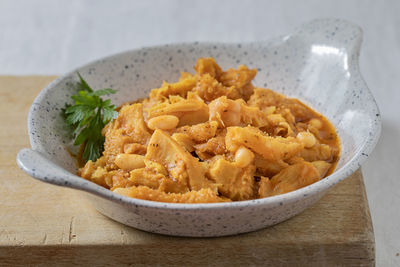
left=17, top=19, right=381, bottom=237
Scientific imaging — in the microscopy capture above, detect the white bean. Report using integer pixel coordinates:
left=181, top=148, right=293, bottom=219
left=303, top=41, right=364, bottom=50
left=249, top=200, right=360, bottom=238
left=297, top=131, right=316, bottom=148
left=147, top=115, right=179, bottom=130
left=234, top=146, right=254, bottom=167
left=309, top=118, right=322, bottom=130
left=113, top=187, right=131, bottom=197
left=115, top=153, right=145, bottom=171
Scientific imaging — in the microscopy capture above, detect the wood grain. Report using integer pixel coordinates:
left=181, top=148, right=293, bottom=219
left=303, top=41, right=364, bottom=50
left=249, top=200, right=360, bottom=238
left=0, top=76, right=375, bottom=266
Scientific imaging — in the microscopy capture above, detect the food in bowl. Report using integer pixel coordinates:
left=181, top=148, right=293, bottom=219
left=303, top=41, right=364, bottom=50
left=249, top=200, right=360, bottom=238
left=17, top=19, right=380, bottom=237
left=78, top=57, right=340, bottom=203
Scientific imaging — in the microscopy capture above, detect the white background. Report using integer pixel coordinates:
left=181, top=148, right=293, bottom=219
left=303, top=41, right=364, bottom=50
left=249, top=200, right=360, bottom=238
left=1, top=0, right=399, bottom=265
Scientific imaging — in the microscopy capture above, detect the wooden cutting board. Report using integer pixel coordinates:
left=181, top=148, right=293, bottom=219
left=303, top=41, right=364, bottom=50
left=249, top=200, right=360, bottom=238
left=0, top=76, right=375, bottom=266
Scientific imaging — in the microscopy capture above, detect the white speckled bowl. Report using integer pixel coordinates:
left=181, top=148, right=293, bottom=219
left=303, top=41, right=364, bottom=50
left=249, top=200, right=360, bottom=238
left=17, top=19, right=381, bottom=237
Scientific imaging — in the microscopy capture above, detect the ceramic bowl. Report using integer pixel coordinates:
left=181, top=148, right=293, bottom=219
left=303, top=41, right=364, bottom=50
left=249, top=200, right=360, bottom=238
left=17, top=18, right=381, bottom=237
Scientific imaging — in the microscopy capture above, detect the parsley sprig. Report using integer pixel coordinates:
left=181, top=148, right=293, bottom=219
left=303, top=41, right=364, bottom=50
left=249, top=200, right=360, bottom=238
left=62, top=73, right=118, bottom=162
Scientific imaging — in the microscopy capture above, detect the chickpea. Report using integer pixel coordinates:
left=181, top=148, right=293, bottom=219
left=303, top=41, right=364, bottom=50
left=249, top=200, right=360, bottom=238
left=297, top=131, right=316, bottom=148
left=234, top=146, right=255, bottom=167
left=147, top=115, right=179, bottom=130
left=115, top=154, right=146, bottom=171
left=309, top=118, right=322, bottom=130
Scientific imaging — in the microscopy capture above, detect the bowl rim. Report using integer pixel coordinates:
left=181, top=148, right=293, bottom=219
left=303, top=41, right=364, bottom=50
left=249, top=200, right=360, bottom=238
left=26, top=19, right=382, bottom=210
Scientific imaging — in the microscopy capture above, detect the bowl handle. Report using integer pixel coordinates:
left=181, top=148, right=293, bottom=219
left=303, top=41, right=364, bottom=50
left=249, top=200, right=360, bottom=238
left=291, top=18, right=363, bottom=60
left=17, top=148, right=90, bottom=189
left=17, top=148, right=126, bottom=202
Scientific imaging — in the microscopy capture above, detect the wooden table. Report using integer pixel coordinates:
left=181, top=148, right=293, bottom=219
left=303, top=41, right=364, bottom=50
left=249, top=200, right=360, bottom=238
left=0, top=76, right=375, bottom=266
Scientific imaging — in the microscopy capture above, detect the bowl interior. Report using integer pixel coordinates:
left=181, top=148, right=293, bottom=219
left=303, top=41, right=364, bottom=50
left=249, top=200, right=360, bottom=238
left=29, top=20, right=380, bottom=190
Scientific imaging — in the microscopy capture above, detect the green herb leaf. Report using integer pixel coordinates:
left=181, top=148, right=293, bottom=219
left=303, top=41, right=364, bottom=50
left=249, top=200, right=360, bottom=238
left=62, top=72, right=118, bottom=162
left=93, top=88, right=117, bottom=97
left=77, top=72, right=93, bottom=93
left=65, top=105, right=95, bottom=125
left=103, top=105, right=118, bottom=122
